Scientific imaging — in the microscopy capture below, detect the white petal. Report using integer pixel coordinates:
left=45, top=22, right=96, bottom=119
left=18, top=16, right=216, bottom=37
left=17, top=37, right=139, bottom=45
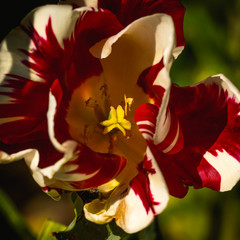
left=84, top=146, right=169, bottom=233
left=0, top=5, right=91, bottom=83
left=145, top=147, right=169, bottom=214
left=90, top=13, right=176, bottom=109
left=203, top=150, right=240, bottom=191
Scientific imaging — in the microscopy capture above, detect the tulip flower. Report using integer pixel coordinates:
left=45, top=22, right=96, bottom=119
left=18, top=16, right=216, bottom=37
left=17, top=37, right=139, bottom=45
left=1, top=0, right=239, bottom=235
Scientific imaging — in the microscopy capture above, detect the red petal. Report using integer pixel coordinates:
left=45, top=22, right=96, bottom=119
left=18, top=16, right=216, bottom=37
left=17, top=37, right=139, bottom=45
left=61, top=9, right=123, bottom=89
left=98, top=0, right=185, bottom=46
left=0, top=8, right=123, bottom=145
left=135, top=103, right=159, bottom=141
left=0, top=76, right=49, bottom=145
left=22, top=10, right=123, bottom=90
left=137, top=60, right=165, bottom=105
left=67, top=145, right=126, bottom=189
left=156, top=76, right=240, bottom=197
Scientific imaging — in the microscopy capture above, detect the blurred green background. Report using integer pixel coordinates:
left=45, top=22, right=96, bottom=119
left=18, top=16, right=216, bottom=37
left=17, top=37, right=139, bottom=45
left=171, top=0, right=240, bottom=88
left=0, top=0, right=240, bottom=239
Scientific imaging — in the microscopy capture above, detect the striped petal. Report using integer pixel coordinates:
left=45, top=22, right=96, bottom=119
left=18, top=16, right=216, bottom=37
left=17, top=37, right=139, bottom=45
left=0, top=89, right=126, bottom=199
left=90, top=13, right=176, bottom=129
left=98, top=0, right=185, bottom=48
left=0, top=5, right=127, bottom=194
left=196, top=75, right=240, bottom=191
left=155, top=74, right=240, bottom=197
left=0, top=5, right=83, bottom=145
left=0, top=5, right=123, bottom=144
left=84, top=147, right=168, bottom=233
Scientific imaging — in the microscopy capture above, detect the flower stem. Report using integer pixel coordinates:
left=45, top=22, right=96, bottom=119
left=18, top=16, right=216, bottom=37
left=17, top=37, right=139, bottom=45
left=0, top=187, right=36, bottom=240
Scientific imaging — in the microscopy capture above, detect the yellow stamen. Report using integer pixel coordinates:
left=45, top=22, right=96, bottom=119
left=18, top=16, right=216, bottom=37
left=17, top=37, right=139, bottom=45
left=98, top=179, right=120, bottom=193
left=100, top=105, right=131, bottom=136
left=124, top=94, right=134, bottom=116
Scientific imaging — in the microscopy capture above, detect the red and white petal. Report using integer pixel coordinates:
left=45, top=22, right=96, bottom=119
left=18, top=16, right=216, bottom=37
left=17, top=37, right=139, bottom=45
left=35, top=144, right=126, bottom=195
left=38, top=88, right=126, bottom=192
left=196, top=74, right=240, bottom=191
left=199, top=150, right=240, bottom=192
left=91, top=12, right=180, bottom=154
left=135, top=103, right=159, bottom=141
left=0, top=5, right=79, bottom=83
left=84, top=146, right=168, bottom=234
left=155, top=74, right=240, bottom=198
left=90, top=13, right=176, bottom=122
left=21, top=5, right=82, bottom=49
left=135, top=101, right=184, bottom=155
left=0, top=5, right=123, bottom=147
left=0, top=138, right=126, bottom=201
left=0, top=5, right=82, bottom=144
left=119, top=148, right=169, bottom=233
left=143, top=147, right=169, bottom=214
left=91, top=13, right=176, bottom=67
left=97, top=0, right=185, bottom=48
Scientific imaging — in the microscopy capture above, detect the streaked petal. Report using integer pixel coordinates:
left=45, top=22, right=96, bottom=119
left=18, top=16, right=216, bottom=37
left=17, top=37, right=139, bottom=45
left=0, top=5, right=85, bottom=145
left=0, top=5, right=78, bottom=84
left=84, top=146, right=168, bottom=233
left=90, top=13, right=176, bottom=132
left=98, top=0, right=185, bottom=47
left=155, top=74, right=240, bottom=197
left=0, top=77, right=50, bottom=145
left=39, top=91, right=127, bottom=193
left=135, top=103, right=158, bottom=141
left=66, top=145, right=126, bottom=190
left=0, top=138, right=126, bottom=200
left=196, top=75, right=240, bottom=191
left=0, top=5, right=123, bottom=151
left=199, top=150, right=240, bottom=192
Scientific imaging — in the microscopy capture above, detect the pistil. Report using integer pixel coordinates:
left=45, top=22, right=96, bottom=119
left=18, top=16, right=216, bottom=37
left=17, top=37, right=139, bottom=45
left=100, top=105, right=131, bottom=136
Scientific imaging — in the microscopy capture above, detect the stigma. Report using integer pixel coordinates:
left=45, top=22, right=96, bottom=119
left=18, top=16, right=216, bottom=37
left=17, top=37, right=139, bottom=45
left=100, top=105, right=131, bottom=136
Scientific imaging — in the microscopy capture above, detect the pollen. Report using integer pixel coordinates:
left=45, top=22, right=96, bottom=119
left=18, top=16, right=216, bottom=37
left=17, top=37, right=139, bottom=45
left=100, top=105, right=131, bottom=136
left=124, top=94, right=134, bottom=116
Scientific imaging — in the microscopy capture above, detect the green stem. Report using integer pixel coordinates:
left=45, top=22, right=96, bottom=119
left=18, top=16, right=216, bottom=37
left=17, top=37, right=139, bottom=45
left=0, top=187, right=36, bottom=240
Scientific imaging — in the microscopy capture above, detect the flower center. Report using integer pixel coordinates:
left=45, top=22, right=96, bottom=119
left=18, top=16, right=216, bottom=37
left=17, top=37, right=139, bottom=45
left=82, top=80, right=134, bottom=153
left=99, top=94, right=133, bottom=153
left=100, top=105, right=131, bottom=136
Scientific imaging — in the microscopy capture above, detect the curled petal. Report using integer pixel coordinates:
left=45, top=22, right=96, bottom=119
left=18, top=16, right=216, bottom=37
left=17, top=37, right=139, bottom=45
left=98, top=0, right=185, bottom=48
left=135, top=103, right=159, bottom=141
left=0, top=5, right=123, bottom=145
left=84, top=147, right=168, bottom=233
left=90, top=13, right=176, bottom=125
left=0, top=140, right=126, bottom=201
left=0, top=5, right=87, bottom=144
left=63, top=145, right=127, bottom=190
left=156, top=74, right=240, bottom=197
left=196, top=75, right=240, bottom=191
left=91, top=13, right=175, bottom=66
left=36, top=89, right=126, bottom=195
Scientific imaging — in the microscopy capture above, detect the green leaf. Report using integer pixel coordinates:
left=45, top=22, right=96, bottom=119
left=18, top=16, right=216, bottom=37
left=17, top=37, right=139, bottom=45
left=0, top=187, right=36, bottom=240
left=52, top=192, right=129, bottom=240
left=37, top=219, right=66, bottom=240
left=106, top=223, right=123, bottom=240
left=64, top=192, right=83, bottom=232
